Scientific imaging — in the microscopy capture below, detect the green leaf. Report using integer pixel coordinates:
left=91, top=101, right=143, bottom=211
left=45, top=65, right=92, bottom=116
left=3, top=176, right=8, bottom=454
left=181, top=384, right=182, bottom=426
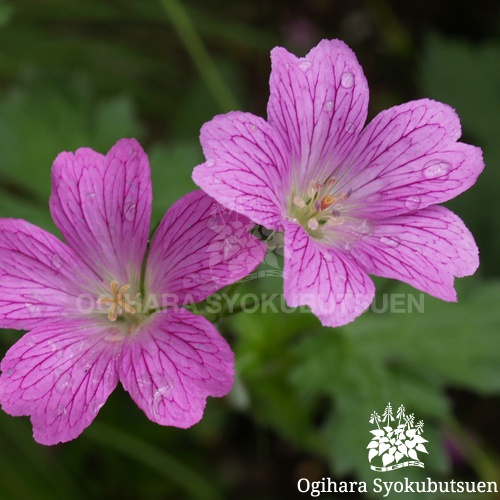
left=0, top=71, right=143, bottom=201
left=148, top=140, right=202, bottom=223
left=289, top=280, right=500, bottom=481
left=420, top=34, right=500, bottom=276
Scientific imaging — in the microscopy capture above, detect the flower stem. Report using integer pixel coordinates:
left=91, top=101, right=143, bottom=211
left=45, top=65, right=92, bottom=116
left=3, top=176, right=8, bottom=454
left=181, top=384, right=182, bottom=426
left=160, top=0, right=239, bottom=112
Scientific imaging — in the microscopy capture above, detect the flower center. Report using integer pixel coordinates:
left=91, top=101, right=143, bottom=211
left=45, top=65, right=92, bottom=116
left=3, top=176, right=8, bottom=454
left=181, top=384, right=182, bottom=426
left=289, top=178, right=352, bottom=237
left=98, top=280, right=137, bottom=322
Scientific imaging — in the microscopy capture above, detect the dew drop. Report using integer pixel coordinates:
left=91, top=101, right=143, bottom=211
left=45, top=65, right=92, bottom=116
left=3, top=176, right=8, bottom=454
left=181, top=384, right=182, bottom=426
left=423, top=160, right=451, bottom=179
left=152, top=379, right=174, bottom=420
left=124, top=201, right=137, bottom=221
left=298, top=59, right=312, bottom=72
left=341, top=71, right=355, bottom=89
left=87, top=192, right=96, bottom=200
left=324, top=100, right=334, bottom=112
left=88, top=400, right=104, bottom=417
left=51, top=253, right=64, bottom=270
left=206, top=216, right=220, bottom=229
left=56, top=407, right=68, bottom=417
left=214, top=177, right=222, bottom=184
left=344, top=122, right=355, bottom=133
left=25, top=302, right=42, bottom=316
left=357, top=219, right=373, bottom=236
left=247, top=123, right=258, bottom=133
left=206, top=158, right=216, bottom=167
left=380, top=236, right=400, bottom=248
left=405, top=195, right=421, bottom=210
left=55, top=372, right=73, bottom=394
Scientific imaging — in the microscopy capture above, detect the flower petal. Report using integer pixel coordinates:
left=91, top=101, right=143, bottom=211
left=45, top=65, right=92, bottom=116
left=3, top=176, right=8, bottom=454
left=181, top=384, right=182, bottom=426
left=350, top=206, right=479, bottom=301
left=119, top=309, right=234, bottom=428
left=50, top=138, right=152, bottom=285
left=284, top=221, right=375, bottom=327
left=0, top=318, right=120, bottom=445
left=267, top=39, right=369, bottom=186
left=341, top=99, right=484, bottom=217
left=0, top=219, right=98, bottom=330
left=193, top=112, right=288, bottom=230
left=146, top=190, right=266, bottom=305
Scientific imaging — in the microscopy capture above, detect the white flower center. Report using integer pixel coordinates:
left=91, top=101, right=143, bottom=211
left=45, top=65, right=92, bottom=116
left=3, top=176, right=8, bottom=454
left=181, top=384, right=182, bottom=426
left=289, top=177, right=352, bottom=238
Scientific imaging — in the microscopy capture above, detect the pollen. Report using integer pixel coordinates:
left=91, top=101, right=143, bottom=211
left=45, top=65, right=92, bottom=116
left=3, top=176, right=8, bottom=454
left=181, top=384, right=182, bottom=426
left=98, top=280, right=136, bottom=322
left=289, top=176, right=353, bottom=237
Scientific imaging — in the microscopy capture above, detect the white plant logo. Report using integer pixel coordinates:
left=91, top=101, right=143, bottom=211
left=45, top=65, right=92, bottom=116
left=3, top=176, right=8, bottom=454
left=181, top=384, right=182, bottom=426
left=368, top=403, right=428, bottom=472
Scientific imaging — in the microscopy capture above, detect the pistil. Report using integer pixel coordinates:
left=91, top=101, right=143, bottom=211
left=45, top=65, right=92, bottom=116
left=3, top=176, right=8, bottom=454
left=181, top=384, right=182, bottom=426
left=98, top=280, right=136, bottom=322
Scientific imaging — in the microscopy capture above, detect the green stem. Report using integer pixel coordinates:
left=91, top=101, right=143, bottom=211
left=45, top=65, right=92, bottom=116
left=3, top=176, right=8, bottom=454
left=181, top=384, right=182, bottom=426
left=221, top=295, right=259, bottom=318
left=87, top=423, right=223, bottom=500
left=160, top=0, right=239, bottom=112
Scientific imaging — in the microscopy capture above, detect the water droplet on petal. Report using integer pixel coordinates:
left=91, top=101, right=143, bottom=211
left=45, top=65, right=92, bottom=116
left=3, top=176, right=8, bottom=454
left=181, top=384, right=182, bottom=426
left=344, top=122, right=355, bottom=133
left=357, top=219, right=373, bottom=236
left=151, top=378, right=174, bottom=420
left=380, top=236, right=400, bottom=248
left=51, top=253, right=64, bottom=270
left=124, top=201, right=137, bottom=221
left=25, top=301, right=42, bottom=316
left=247, top=123, right=258, bottom=133
left=324, top=100, right=334, bottom=112
left=55, top=372, right=73, bottom=394
left=298, top=59, right=312, bottom=72
left=56, top=407, right=68, bottom=417
left=206, top=216, right=220, bottom=229
left=423, top=160, right=451, bottom=179
left=341, top=71, right=355, bottom=89
left=206, top=158, right=216, bottom=167
left=88, top=400, right=104, bottom=417
left=405, top=195, right=421, bottom=210
left=88, top=192, right=96, bottom=200
left=214, top=177, right=221, bottom=184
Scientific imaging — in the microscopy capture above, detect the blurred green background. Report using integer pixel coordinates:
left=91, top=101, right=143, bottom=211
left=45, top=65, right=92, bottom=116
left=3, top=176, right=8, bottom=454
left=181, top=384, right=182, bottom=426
left=0, top=0, right=499, bottom=498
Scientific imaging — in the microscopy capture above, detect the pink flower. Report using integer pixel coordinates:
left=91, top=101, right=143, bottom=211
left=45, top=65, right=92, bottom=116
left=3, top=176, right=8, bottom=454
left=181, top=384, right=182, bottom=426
left=193, top=39, right=483, bottom=327
left=0, top=138, right=265, bottom=445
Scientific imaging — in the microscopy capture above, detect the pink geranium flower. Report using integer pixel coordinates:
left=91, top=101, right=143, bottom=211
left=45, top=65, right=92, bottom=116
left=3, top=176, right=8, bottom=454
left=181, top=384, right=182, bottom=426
left=193, top=39, right=483, bottom=327
left=0, top=138, right=265, bottom=445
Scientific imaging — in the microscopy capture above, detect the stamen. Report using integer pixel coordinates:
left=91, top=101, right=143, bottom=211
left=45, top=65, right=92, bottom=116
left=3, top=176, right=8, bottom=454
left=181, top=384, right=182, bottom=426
left=319, top=195, right=335, bottom=210
left=293, top=196, right=306, bottom=208
left=98, top=280, right=136, bottom=322
left=307, top=218, right=319, bottom=231
left=325, top=177, right=336, bottom=189
left=326, top=216, right=344, bottom=226
left=307, top=180, right=318, bottom=198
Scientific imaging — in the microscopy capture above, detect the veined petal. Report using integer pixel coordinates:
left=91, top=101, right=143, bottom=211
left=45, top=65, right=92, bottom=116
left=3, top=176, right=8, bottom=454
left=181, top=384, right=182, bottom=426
left=119, top=309, right=234, bottom=428
left=350, top=206, right=479, bottom=301
left=0, top=219, right=98, bottom=330
left=0, top=318, right=121, bottom=445
left=193, top=112, right=288, bottom=230
left=341, top=99, right=484, bottom=217
left=50, top=138, right=152, bottom=285
left=146, top=190, right=266, bottom=306
left=284, top=221, right=375, bottom=327
left=267, top=39, right=369, bottom=186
